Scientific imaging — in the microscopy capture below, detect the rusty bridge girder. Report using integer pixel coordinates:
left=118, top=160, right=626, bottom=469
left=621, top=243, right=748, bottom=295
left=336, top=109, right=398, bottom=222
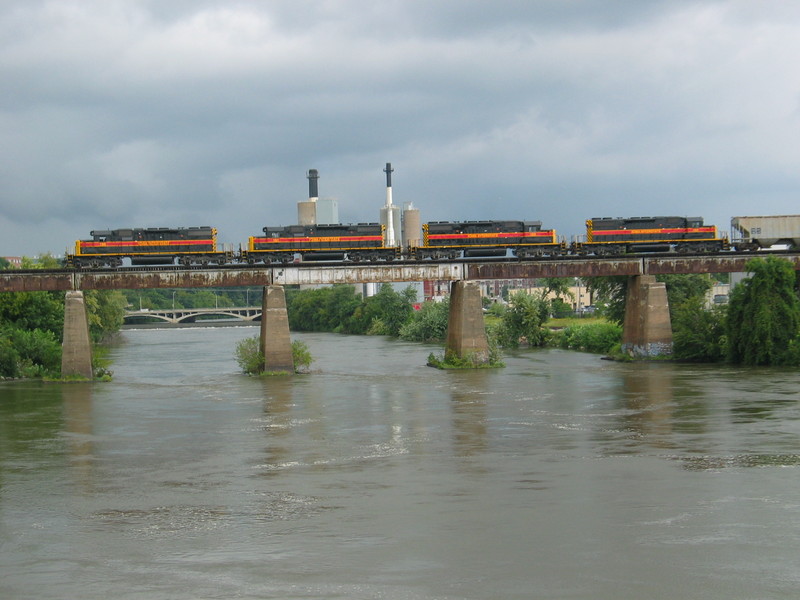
left=2, top=253, right=800, bottom=292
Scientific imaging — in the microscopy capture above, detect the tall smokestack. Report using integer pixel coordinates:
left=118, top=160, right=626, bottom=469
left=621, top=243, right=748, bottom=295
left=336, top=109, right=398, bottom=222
left=307, top=169, right=319, bottom=199
left=383, top=163, right=395, bottom=246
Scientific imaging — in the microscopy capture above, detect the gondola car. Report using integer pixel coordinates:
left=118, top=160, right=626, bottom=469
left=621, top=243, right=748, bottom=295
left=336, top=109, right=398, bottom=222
left=414, top=220, right=563, bottom=259
left=573, top=216, right=727, bottom=255
left=242, top=222, right=398, bottom=263
left=65, top=226, right=230, bottom=268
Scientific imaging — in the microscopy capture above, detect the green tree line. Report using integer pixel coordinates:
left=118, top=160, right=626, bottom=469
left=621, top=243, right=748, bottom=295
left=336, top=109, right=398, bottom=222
left=282, top=259, right=800, bottom=367
left=0, top=255, right=127, bottom=378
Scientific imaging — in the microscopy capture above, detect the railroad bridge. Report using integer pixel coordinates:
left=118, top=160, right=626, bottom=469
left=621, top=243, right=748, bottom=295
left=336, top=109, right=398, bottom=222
left=2, top=253, right=798, bottom=377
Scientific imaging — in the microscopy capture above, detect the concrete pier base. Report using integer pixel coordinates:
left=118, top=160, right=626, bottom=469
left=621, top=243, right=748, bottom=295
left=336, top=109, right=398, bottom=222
left=621, top=275, right=673, bottom=358
left=61, top=290, right=93, bottom=379
left=445, top=280, right=490, bottom=365
left=260, top=285, right=294, bottom=373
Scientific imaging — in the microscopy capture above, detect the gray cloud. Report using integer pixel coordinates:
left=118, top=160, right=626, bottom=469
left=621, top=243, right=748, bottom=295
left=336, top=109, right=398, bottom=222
left=2, top=0, right=800, bottom=255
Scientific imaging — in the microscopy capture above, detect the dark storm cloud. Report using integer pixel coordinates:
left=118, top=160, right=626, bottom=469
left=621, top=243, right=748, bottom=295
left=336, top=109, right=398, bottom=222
left=2, top=0, right=800, bottom=255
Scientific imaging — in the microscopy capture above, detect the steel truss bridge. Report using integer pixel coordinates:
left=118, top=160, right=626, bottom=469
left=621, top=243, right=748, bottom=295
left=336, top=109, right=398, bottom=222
left=1, top=253, right=800, bottom=293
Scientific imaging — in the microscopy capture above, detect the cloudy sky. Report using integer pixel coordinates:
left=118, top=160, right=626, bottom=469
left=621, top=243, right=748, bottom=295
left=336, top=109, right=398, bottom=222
left=2, top=0, right=800, bottom=257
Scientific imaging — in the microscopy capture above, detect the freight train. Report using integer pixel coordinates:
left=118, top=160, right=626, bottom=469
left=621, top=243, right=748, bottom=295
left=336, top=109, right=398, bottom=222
left=66, top=213, right=797, bottom=269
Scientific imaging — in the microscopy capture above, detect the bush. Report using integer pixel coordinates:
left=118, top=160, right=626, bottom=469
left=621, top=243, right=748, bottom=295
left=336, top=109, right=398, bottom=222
left=672, top=297, right=727, bottom=362
left=496, top=292, right=550, bottom=348
left=234, top=336, right=314, bottom=374
left=399, top=299, right=450, bottom=342
left=554, top=322, right=622, bottom=354
left=0, top=336, right=20, bottom=378
left=235, top=336, right=264, bottom=374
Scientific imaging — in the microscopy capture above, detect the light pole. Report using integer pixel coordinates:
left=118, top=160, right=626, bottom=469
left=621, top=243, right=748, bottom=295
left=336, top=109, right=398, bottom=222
left=172, top=291, right=176, bottom=309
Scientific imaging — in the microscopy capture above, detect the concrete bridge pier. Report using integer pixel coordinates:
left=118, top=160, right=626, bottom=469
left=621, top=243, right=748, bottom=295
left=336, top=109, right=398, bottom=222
left=61, top=290, right=93, bottom=379
left=445, top=280, right=490, bottom=365
left=621, top=275, right=673, bottom=358
left=260, top=285, right=294, bottom=373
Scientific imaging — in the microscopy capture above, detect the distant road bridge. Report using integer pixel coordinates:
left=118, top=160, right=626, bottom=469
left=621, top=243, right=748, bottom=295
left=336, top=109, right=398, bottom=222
left=125, top=306, right=261, bottom=324
left=2, top=253, right=799, bottom=293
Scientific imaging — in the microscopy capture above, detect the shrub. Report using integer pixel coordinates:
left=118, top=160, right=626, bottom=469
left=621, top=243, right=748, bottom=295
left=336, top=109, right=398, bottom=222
left=554, top=322, right=622, bottom=354
left=399, top=299, right=450, bottom=342
left=234, top=336, right=313, bottom=374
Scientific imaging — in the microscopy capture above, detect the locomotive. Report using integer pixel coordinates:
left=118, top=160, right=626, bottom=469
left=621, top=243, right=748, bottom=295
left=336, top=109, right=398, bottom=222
left=64, top=214, right=734, bottom=269
left=242, top=223, right=398, bottom=264
left=64, top=226, right=232, bottom=268
left=415, top=220, right=564, bottom=259
left=573, top=216, right=727, bottom=255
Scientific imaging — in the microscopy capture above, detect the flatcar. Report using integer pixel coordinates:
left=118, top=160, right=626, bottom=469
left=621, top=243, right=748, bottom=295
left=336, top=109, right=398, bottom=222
left=242, top=222, right=399, bottom=263
left=414, top=220, right=564, bottom=259
left=573, top=216, right=727, bottom=255
left=65, top=226, right=231, bottom=268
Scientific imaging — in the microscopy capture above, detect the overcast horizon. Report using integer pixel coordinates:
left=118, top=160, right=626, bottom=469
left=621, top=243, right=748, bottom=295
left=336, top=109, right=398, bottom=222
left=3, top=1, right=800, bottom=257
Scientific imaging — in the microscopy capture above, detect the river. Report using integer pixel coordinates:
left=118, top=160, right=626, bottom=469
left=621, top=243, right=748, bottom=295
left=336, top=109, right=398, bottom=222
left=1, top=327, right=800, bottom=599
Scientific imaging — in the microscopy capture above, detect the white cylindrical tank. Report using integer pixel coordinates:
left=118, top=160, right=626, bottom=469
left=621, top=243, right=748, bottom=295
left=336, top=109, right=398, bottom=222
left=402, top=202, right=421, bottom=249
left=298, top=201, right=316, bottom=225
left=380, top=205, right=402, bottom=247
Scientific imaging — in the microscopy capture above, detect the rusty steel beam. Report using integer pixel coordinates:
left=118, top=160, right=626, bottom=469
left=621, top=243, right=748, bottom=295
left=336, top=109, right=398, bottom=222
left=466, top=258, right=644, bottom=280
left=644, top=254, right=800, bottom=275
left=74, top=269, right=273, bottom=290
left=0, top=271, right=75, bottom=292
left=272, top=262, right=465, bottom=285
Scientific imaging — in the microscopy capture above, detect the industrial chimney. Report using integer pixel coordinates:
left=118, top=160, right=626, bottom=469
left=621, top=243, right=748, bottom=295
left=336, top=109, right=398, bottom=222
left=381, top=163, right=401, bottom=247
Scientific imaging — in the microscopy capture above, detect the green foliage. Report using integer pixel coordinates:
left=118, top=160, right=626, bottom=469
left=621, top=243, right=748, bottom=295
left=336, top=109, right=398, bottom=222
left=235, top=336, right=264, bottom=374
left=496, top=292, right=550, bottom=348
left=672, top=296, right=727, bottom=362
left=0, top=336, right=20, bottom=378
left=0, top=327, right=61, bottom=378
left=287, top=284, right=364, bottom=333
left=726, top=256, right=800, bottom=366
left=657, top=274, right=713, bottom=321
left=291, top=340, right=313, bottom=372
left=287, top=283, right=416, bottom=337
left=234, top=336, right=314, bottom=374
left=349, top=284, right=416, bottom=336
left=85, top=290, right=128, bottom=342
left=426, top=347, right=504, bottom=370
left=21, top=253, right=61, bottom=269
left=0, top=291, right=65, bottom=339
left=581, top=276, right=628, bottom=325
left=399, top=299, right=450, bottom=342
left=553, top=322, right=622, bottom=354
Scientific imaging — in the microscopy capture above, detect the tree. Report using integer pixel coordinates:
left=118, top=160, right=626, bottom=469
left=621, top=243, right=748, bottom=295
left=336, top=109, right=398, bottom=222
left=537, top=277, right=575, bottom=314
left=349, top=284, right=416, bottom=336
left=726, top=256, right=800, bottom=366
left=84, top=290, right=128, bottom=342
left=497, top=291, right=550, bottom=348
left=0, top=291, right=64, bottom=339
left=581, top=276, right=628, bottom=324
left=672, top=296, right=727, bottom=362
left=657, top=274, right=713, bottom=321
left=399, top=299, right=450, bottom=342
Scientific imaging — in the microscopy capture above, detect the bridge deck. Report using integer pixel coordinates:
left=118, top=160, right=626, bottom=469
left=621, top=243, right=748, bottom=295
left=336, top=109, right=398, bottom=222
left=1, top=253, right=799, bottom=292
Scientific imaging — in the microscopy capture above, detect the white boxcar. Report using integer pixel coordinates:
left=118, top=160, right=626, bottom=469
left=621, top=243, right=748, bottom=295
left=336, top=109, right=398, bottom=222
left=730, top=215, right=800, bottom=250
